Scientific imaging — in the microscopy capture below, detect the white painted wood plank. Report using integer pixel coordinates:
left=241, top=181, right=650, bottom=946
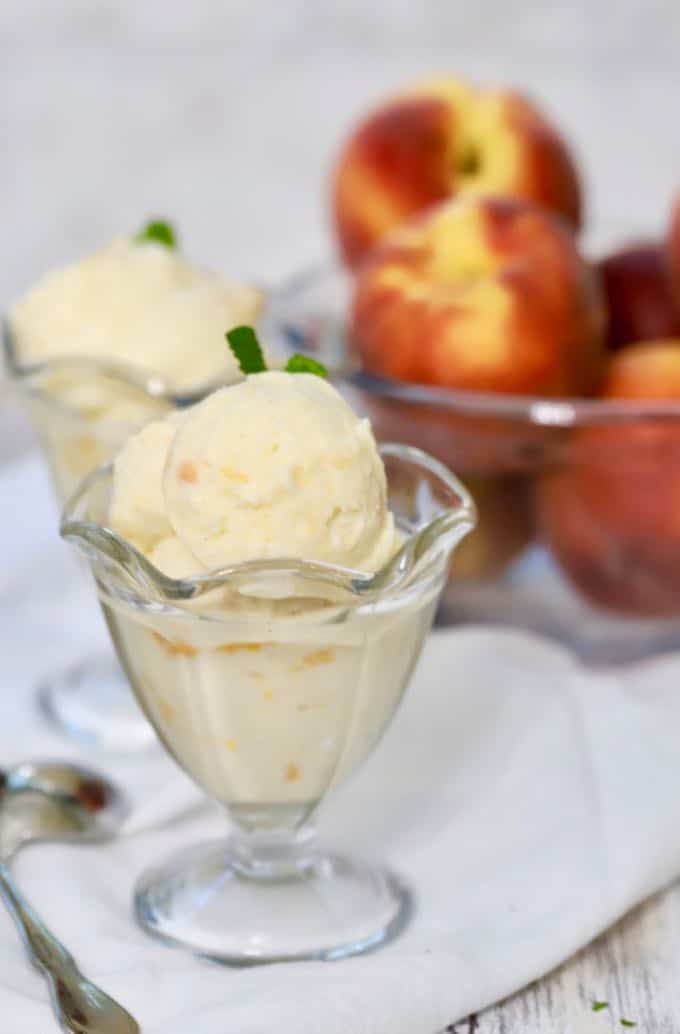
left=448, top=885, right=680, bottom=1033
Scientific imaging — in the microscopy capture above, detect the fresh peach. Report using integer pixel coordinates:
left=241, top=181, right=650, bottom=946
left=602, top=340, right=680, bottom=398
left=332, top=78, right=582, bottom=267
left=539, top=342, right=680, bottom=615
left=350, top=196, right=606, bottom=397
left=451, top=474, right=534, bottom=579
left=667, top=194, right=680, bottom=303
left=599, top=241, right=680, bottom=350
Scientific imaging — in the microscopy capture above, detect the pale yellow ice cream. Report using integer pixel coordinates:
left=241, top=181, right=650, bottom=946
left=8, top=233, right=265, bottom=503
left=108, top=416, right=179, bottom=554
left=102, top=372, right=428, bottom=811
left=110, top=371, right=400, bottom=575
left=10, top=235, right=263, bottom=391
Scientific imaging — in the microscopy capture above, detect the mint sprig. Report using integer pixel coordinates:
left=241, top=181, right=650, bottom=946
left=226, top=325, right=267, bottom=375
left=284, top=353, right=329, bottom=378
left=226, top=325, right=328, bottom=379
left=134, top=220, right=177, bottom=249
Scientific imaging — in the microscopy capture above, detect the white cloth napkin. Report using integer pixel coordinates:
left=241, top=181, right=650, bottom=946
left=2, top=453, right=680, bottom=1033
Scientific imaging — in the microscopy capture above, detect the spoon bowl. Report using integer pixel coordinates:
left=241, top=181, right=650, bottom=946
left=1, top=760, right=129, bottom=843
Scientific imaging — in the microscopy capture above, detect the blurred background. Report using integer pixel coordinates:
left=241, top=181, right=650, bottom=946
left=3, top=0, right=680, bottom=460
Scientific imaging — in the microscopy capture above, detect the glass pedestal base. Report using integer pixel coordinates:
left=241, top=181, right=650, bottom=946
left=134, top=838, right=410, bottom=964
left=38, top=652, right=156, bottom=751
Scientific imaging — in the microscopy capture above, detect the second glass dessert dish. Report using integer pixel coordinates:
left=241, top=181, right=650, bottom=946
left=3, top=322, right=172, bottom=747
left=62, top=440, right=475, bottom=962
left=4, top=226, right=264, bottom=748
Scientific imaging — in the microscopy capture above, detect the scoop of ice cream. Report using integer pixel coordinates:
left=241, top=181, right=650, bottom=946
left=10, top=236, right=264, bottom=392
left=109, top=372, right=400, bottom=575
left=109, top=413, right=184, bottom=554
left=163, top=372, right=399, bottom=570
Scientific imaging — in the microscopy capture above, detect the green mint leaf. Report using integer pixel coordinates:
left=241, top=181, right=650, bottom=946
left=285, top=353, right=329, bottom=379
left=134, top=220, right=177, bottom=248
left=226, top=325, right=267, bottom=375
left=620, top=1022, right=636, bottom=1029
left=592, top=1002, right=609, bottom=1012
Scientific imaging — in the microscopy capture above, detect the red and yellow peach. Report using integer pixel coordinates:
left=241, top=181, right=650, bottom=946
left=539, top=341, right=680, bottom=615
left=350, top=195, right=606, bottom=398
left=333, top=78, right=582, bottom=267
left=599, top=241, right=680, bottom=350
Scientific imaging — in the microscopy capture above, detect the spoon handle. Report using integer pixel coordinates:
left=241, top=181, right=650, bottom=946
left=0, top=863, right=139, bottom=1033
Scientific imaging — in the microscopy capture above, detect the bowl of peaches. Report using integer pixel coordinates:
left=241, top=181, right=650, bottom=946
left=267, top=76, right=680, bottom=664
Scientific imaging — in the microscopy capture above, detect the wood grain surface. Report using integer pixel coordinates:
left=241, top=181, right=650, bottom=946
left=445, top=884, right=680, bottom=1033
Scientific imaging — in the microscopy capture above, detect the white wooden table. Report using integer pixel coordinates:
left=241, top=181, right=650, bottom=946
left=448, top=884, right=680, bottom=1033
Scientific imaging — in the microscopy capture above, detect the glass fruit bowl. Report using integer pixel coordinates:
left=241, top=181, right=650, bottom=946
left=264, top=263, right=680, bottom=665
left=61, top=443, right=475, bottom=963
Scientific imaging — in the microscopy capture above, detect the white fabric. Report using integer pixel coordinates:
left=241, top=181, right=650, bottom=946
left=2, top=453, right=680, bottom=1032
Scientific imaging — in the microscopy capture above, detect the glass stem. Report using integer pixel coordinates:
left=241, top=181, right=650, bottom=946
left=230, top=824, right=319, bottom=882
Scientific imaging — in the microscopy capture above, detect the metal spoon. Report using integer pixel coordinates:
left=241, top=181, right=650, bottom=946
left=0, top=760, right=139, bottom=1033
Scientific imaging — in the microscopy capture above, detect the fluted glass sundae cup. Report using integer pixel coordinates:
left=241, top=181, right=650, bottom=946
left=3, top=320, right=231, bottom=748
left=61, top=443, right=475, bottom=963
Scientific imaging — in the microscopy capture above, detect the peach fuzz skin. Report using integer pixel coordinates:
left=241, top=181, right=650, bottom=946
left=666, top=194, right=680, bottom=305
left=350, top=195, right=606, bottom=398
left=538, top=341, right=680, bottom=616
left=598, top=241, right=680, bottom=351
left=333, top=79, right=582, bottom=268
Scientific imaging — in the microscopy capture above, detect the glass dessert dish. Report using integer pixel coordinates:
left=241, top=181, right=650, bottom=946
left=2, top=320, right=238, bottom=748
left=61, top=443, right=475, bottom=963
left=265, top=263, right=680, bottom=665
